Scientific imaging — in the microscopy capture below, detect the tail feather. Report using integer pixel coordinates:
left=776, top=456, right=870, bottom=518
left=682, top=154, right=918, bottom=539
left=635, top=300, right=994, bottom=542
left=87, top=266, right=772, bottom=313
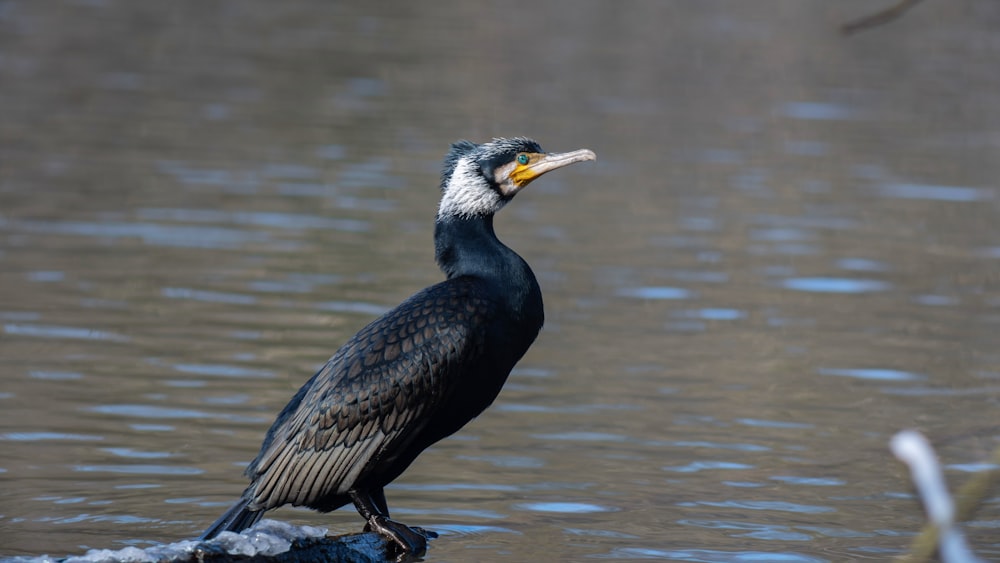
left=199, top=496, right=265, bottom=540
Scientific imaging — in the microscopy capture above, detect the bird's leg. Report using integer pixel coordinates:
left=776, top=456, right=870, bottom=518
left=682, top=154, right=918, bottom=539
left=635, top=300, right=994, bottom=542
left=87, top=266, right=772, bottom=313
left=363, top=488, right=438, bottom=542
left=349, top=489, right=429, bottom=556
left=371, top=487, right=390, bottom=517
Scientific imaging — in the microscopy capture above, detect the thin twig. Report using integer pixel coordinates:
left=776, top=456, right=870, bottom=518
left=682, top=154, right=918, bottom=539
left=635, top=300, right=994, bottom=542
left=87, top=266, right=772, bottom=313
left=841, top=0, right=925, bottom=35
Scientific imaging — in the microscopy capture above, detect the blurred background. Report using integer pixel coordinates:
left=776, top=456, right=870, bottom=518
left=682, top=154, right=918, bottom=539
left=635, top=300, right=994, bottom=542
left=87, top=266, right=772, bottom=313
left=1, top=1, right=998, bottom=561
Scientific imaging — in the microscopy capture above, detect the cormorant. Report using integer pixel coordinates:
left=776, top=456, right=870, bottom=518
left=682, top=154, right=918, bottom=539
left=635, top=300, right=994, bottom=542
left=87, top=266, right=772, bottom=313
left=199, top=137, right=596, bottom=555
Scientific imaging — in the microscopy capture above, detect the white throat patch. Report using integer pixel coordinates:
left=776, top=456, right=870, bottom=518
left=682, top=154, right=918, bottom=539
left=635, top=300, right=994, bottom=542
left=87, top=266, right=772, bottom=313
left=437, top=157, right=506, bottom=219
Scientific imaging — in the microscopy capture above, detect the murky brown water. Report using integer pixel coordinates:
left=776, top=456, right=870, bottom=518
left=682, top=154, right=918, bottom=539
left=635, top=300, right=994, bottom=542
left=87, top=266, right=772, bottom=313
left=2, top=1, right=999, bottom=561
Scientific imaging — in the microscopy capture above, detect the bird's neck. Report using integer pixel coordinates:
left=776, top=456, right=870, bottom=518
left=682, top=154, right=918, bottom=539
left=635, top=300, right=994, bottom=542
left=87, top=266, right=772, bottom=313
left=434, top=216, right=541, bottom=307
left=435, top=215, right=516, bottom=277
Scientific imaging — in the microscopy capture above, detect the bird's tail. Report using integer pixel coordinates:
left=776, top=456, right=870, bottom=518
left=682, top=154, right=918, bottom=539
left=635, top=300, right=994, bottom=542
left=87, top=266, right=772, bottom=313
left=199, top=496, right=265, bottom=540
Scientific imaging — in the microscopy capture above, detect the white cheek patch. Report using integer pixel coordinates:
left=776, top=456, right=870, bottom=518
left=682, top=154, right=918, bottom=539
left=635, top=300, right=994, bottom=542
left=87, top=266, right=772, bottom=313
left=492, top=161, right=517, bottom=196
left=437, top=158, right=506, bottom=219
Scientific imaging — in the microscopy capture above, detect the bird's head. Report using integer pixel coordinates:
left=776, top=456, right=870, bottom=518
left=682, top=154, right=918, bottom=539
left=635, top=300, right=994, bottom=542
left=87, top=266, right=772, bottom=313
left=437, top=137, right=596, bottom=220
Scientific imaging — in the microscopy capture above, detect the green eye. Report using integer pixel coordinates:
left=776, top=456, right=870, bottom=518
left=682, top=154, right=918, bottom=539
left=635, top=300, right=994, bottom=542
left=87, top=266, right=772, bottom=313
left=517, top=154, right=529, bottom=165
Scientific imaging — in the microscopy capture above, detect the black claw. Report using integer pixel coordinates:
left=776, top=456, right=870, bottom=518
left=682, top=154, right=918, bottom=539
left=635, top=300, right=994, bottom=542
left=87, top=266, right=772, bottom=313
left=369, top=515, right=430, bottom=555
left=350, top=489, right=433, bottom=558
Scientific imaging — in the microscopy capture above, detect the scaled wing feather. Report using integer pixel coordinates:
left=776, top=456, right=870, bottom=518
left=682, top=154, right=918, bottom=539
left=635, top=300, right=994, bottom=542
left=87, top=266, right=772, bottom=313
left=243, top=284, right=488, bottom=510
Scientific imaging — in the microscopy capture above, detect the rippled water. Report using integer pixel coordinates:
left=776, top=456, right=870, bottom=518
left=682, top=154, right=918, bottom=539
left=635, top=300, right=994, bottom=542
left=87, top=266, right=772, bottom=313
left=2, top=1, right=999, bottom=561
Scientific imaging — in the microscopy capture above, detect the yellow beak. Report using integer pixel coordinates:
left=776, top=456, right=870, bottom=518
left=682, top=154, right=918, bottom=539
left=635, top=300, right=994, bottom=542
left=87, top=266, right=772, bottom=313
left=509, top=149, right=597, bottom=189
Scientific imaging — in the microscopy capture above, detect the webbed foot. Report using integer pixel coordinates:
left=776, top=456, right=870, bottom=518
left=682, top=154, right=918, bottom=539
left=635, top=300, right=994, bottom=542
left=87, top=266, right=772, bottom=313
left=366, top=515, right=432, bottom=557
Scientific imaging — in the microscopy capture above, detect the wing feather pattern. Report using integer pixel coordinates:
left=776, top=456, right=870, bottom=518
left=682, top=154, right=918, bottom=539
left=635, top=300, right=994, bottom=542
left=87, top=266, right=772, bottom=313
left=242, top=279, right=493, bottom=511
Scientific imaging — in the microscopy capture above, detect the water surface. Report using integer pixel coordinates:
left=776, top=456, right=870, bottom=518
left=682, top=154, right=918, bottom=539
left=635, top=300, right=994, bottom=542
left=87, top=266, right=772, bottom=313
left=1, top=1, right=999, bottom=561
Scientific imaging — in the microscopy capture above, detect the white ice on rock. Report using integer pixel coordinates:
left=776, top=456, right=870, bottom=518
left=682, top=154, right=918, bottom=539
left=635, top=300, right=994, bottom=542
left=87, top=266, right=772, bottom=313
left=205, top=519, right=328, bottom=558
left=7, top=520, right=328, bottom=563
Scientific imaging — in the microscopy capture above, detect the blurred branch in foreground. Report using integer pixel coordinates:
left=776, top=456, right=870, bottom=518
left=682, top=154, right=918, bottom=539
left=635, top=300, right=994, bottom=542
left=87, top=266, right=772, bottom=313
left=841, top=0, right=925, bottom=35
left=891, top=430, right=999, bottom=563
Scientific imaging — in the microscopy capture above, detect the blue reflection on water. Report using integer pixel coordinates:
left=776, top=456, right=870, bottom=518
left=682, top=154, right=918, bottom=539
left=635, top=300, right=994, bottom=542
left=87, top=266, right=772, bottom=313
left=37, top=513, right=159, bottom=525
left=781, top=277, right=890, bottom=293
left=669, top=271, right=729, bottom=283
left=735, top=418, right=814, bottom=429
left=202, top=103, right=230, bottom=121
left=73, top=464, right=203, bottom=475
left=751, top=228, right=814, bottom=242
left=260, top=163, right=320, bottom=180
left=946, top=463, right=1000, bottom=473
left=663, top=461, right=753, bottom=473
left=0, top=432, right=103, bottom=442
left=679, top=217, right=719, bottom=231
left=836, top=258, right=888, bottom=272
left=137, top=208, right=369, bottom=233
left=879, top=385, right=1000, bottom=397
left=432, top=524, right=521, bottom=536
left=29, top=370, right=83, bottom=380
left=678, top=500, right=835, bottom=514
left=172, top=363, right=275, bottom=378
left=162, top=287, right=257, bottom=305
left=770, top=476, right=845, bottom=486
left=603, top=547, right=828, bottom=562
left=87, top=404, right=259, bottom=421
left=515, top=502, right=616, bottom=513
left=202, top=394, right=250, bottom=405
left=754, top=214, right=858, bottom=231
left=52, top=497, right=87, bottom=505
left=564, top=527, right=639, bottom=539
left=130, top=424, right=175, bottom=432
left=680, top=308, right=746, bottom=321
left=914, top=294, right=958, bottom=306
left=779, top=101, right=855, bottom=121
left=510, top=367, right=554, bottom=378
left=696, top=148, right=743, bottom=164
left=392, top=483, right=518, bottom=493
left=90, top=405, right=202, bottom=418
left=101, top=448, right=172, bottom=459
left=981, top=246, right=1000, bottom=258
left=316, top=145, right=346, bottom=160
left=273, top=182, right=336, bottom=197
left=668, top=441, right=769, bottom=452
left=796, top=525, right=874, bottom=538
left=532, top=431, right=625, bottom=442
left=749, top=243, right=819, bottom=256
left=498, top=403, right=637, bottom=414
left=247, top=280, right=316, bottom=293
left=26, top=270, right=65, bottom=282
left=100, top=71, right=142, bottom=90
left=665, top=320, right=706, bottom=332
left=317, top=300, right=391, bottom=316
left=4, top=323, right=129, bottom=342
left=157, top=161, right=259, bottom=191
left=878, top=183, right=993, bottom=202
left=455, top=455, right=545, bottom=469
left=784, top=140, right=828, bottom=156
left=338, top=158, right=404, bottom=189
left=229, top=330, right=262, bottom=340
left=0, top=311, right=41, bottom=321
left=617, top=286, right=693, bottom=300
left=730, top=169, right=770, bottom=194
left=818, top=368, right=924, bottom=382
left=678, top=519, right=812, bottom=541
left=0, top=217, right=277, bottom=250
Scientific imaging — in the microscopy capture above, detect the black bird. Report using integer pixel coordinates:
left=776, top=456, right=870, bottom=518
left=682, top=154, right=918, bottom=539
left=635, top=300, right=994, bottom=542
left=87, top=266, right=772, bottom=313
left=199, top=137, right=596, bottom=554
